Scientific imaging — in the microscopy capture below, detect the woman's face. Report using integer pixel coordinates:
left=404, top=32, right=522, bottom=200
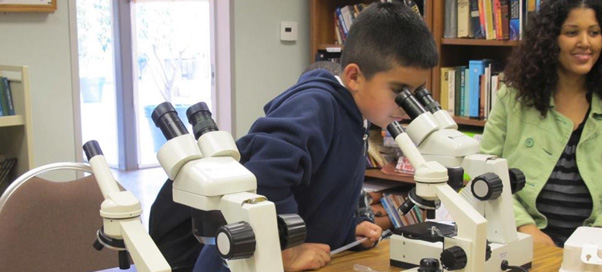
left=556, top=7, right=602, bottom=78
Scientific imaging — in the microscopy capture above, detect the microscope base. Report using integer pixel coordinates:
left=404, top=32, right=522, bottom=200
left=390, top=232, right=533, bottom=271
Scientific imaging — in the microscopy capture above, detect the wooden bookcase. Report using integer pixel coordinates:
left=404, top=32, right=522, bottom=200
left=0, top=65, right=33, bottom=189
left=310, top=0, right=518, bottom=128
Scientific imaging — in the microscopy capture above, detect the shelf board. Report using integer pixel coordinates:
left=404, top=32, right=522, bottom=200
left=365, top=169, right=414, bottom=184
left=317, top=44, right=343, bottom=51
left=441, top=38, right=519, bottom=47
left=0, top=115, right=25, bottom=127
left=452, top=116, right=486, bottom=127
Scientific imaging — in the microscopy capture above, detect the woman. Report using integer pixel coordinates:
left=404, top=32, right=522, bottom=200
left=480, top=0, right=602, bottom=247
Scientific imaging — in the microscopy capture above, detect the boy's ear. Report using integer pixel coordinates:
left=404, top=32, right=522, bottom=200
left=342, top=63, right=363, bottom=92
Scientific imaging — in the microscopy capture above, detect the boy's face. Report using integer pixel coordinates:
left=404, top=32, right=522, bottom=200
left=345, top=63, right=430, bottom=128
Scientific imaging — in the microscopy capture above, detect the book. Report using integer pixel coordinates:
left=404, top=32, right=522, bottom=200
left=483, top=0, right=496, bottom=40
left=494, top=0, right=503, bottom=40
left=509, top=0, right=520, bottom=40
left=457, top=0, right=471, bottom=38
left=0, top=78, right=8, bottom=116
left=500, top=0, right=510, bottom=40
left=440, top=67, right=455, bottom=111
left=470, top=0, right=484, bottom=39
left=468, top=59, right=491, bottom=117
left=462, top=67, right=470, bottom=116
left=1, top=77, right=15, bottom=115
left=444, top=0, right=458, bottom=38
left=447, top=69, right=456, bottom=116
left=454, top=66, right=466, bottom=116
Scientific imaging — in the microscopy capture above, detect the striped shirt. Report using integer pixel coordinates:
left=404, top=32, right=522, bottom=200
left=537, top=107, right=593, bottom=247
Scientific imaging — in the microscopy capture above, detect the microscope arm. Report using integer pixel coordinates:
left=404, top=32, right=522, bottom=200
left=389, top=122, right=487, bottom=271
left=85, top=141, right=171, bottom=272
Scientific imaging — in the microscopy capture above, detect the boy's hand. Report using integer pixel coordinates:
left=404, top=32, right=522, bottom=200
left=281, top=243, right=331, bottom=271
left=355, top=221, right=382, bottom=248
left=518, top=224, right=556, bottom=247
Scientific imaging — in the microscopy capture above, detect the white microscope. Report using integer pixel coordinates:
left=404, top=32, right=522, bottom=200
left=151, top=102, right=306, bottom=272
left=388, top=88, right=533, bottom=271
left=84, top=140, right=171, bottom=272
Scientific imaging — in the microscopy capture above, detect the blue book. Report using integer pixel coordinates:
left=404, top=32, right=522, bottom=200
left=468, top=60, right=491, bottom=117
left=509, top=0, right=520, bottom=40
left=0, top=77, right=6, bottom=116
left=1, top=77, right=15, bottom=115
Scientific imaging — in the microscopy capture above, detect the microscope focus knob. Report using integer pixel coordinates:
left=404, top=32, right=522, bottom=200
left=471, top=172, right=503, bottom=201
left=418, top=258, right=442, bottom=272
left=216, top=222, right=256, bottom=260
left=440, top=246, right=467, bottom=270
left=278, top=214, right=307, bottom=250
left=509, top=168, right=526, bottom=194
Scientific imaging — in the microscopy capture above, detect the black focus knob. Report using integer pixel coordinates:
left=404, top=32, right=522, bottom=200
left=471, top=172, right=503, bottom=201
left=418, top=258, right=442, bottom=272
left=216, top=222, right=256, bottom=260
left=277, top=214, right=307, bottom=250
left=508, top=168, right=526, bottom=194
left=440, top=246, right=467, bottom=270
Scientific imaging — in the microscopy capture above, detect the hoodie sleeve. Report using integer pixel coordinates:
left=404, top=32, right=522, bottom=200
left=236, top=90, right=339, bottom=214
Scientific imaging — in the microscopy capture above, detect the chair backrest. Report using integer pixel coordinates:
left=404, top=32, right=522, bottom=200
left=0, top=175, right=118, bottom=272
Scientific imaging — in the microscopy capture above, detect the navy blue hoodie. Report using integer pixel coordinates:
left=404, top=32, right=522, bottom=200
left=193, top=69, right=369, bottom=271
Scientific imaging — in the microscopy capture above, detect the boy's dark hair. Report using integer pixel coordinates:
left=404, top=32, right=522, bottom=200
left=340, top=2, right=438, bottom=79
left=504, top=0, right=602, bottom=117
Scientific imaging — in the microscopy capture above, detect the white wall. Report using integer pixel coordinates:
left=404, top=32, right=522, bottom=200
left=231, top=0, right=310, bottom=138
left=0, top=0, right=77, bottom=179
left=0, top=0, right=309, bottom=172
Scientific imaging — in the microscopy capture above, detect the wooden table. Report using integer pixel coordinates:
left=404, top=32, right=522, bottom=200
left=317, top=240, right=563, bottom=271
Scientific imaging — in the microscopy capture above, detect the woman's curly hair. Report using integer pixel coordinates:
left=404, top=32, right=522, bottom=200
left=504, top=0, right=602, bottom=117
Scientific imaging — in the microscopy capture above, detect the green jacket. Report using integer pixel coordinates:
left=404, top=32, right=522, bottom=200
left=480, top=84, right=602, bottom=229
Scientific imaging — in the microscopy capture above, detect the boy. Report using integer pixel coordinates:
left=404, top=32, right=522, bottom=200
left=194, top=2, right=438, bottom=271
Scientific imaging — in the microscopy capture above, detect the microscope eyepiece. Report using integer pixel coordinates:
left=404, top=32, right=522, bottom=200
left=395, top=87, right=427, bottom=120
left=151, top=102, right=189, bottom=140
left=186, top=102, right=219, bottom=140
left=83, top=140, right=103, bottom=160
left=414, top=87, right=441, bottom=113
left=386, top=121, right=406, bottom=139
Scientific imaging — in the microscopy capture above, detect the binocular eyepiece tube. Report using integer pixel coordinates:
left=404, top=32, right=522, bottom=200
left=151, top=102, right=190, bottom=140
left=152, top=101, right=220, bottom=141
left=395, top=87, right=428, bottom=120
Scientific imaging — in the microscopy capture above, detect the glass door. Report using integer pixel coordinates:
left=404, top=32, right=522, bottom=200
left=76, top=0, right=213, bottom=169
left=132, top=0, right=213, bottom=167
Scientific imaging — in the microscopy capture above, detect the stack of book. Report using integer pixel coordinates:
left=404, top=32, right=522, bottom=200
left=439, top=60, right=504, bottom=119
left=0, top=76, right=15, bottom=116
left=444, top=0, right=546, bottom=41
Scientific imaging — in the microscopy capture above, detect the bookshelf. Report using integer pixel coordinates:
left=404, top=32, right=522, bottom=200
left=0, top=65, right=33, bottom=189
left=310, top=0, right=518, bottom=128
left=310, top=0, right=434, bottom=91
left=431, top=0, right=517, bottom=119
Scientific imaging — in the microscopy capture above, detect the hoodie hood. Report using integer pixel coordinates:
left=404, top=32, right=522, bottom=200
left=263, top=69, right=363, bottom=123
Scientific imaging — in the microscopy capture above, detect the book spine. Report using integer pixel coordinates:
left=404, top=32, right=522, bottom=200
left=500, top=0, right=510, bottom=40
left=457, top=0, right=471, bottom=38
left=2, top=77, right=14, bottom=115
left=494, top=0, right=503, bottom=40
left=444, top=0, right=458, bottom=38
left=448, top=70, right=456, bottom=116
left=509, top=0, right=520, bottom=40
left=463, top=68, right=470, bottom=116
left=0, top=76, right=6, bottom=116
left=483, top=0, right=496, bottom=40
left=454, top=66, right=465, bottom=116
left=468, top=60, right=488, bottom=117
left=470, top=0, right=483, bottom=39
